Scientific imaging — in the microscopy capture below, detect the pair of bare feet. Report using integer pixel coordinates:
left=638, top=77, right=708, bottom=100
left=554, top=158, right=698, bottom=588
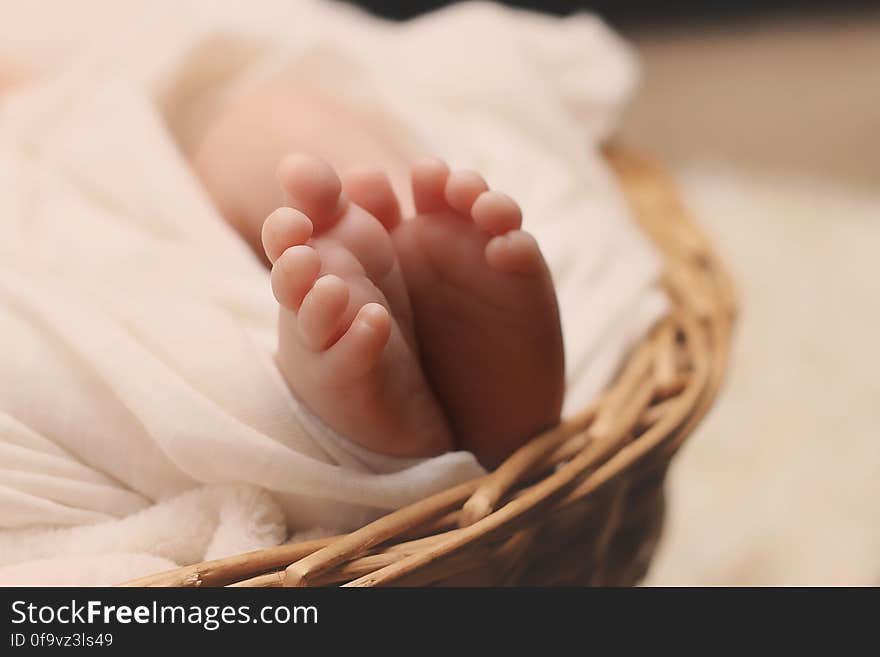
left=261, top=153, right=564, bottom=468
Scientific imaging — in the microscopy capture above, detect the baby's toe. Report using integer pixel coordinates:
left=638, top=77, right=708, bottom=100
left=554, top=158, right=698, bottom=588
left=297, top=274, right=351, bottom=351
left=471, top=190, right=522, bottom=236
left=485, top=230, right=545, bottom=275
left=277, top=153, right=346, bottom=232
left=271, top=244, right=321, bottom=310
left=323, top=303, right=391, bottom=380
left=262, top=207, right=313, bottom=264
left=444, top=169, right=489, bottom=215
left=341, top=167, right=401, bottom=230
left=411, top=157, right=451, bottom=214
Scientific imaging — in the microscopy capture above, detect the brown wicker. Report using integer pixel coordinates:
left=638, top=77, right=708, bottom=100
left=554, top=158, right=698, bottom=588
left=121, top=145, right=736, bottom=587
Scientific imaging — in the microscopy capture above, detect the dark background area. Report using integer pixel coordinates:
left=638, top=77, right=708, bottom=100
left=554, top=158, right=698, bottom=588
left=345, top=0, right=879, bottom=25
left=338, top=0, right=880, bottom=188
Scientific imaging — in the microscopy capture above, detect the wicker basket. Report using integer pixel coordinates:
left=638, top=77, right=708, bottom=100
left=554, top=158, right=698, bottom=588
left=122, top=145, right=736, bottom=587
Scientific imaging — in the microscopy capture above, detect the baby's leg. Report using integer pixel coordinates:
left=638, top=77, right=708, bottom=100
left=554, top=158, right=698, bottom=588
left=190, top=84, right=413, bottom=259
left=192, top=85, right=454, bottom=457
left=191, top=85, right=565, bottom=468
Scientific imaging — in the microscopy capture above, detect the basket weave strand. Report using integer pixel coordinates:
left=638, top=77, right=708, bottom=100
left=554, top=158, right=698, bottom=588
left=121, top=145, right=736, bottom=587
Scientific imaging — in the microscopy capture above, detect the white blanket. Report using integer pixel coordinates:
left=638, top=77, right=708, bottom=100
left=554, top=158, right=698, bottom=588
left=0, top=0, right=665, bottom=585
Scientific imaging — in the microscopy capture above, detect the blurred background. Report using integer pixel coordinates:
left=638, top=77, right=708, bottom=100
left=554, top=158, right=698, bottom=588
left=347, top=1, right=880, bottom=186
left=0, top=0, right=876, bottom=585
left=348, top=0, right=880, bottom=585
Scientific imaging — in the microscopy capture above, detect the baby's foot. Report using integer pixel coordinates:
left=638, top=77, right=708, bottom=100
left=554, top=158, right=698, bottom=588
left=276, top=154, right=415, bottom=347
left=393, top=158, right=565, bottom=468
left=263, top=156, right=453, bottom=457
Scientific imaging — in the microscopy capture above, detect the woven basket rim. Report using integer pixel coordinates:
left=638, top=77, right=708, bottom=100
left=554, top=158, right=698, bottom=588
left=122, top=144, right=737, bottom=588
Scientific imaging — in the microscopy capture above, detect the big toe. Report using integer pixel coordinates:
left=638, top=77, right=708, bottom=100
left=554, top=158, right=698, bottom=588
left=277, top=153, right=346, bottom=232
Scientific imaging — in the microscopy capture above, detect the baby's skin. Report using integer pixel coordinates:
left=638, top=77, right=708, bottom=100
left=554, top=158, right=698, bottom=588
left=192, top=86, right=564, bottom=468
